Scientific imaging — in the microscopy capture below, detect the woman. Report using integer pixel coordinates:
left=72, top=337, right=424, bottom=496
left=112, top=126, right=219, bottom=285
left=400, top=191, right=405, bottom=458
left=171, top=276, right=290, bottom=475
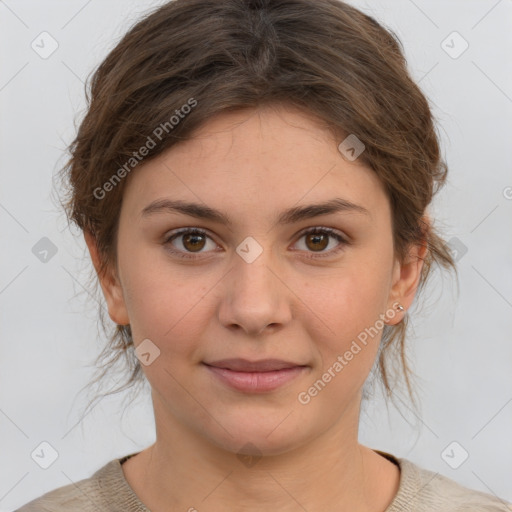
left=16, top=0, right=511, bottom=510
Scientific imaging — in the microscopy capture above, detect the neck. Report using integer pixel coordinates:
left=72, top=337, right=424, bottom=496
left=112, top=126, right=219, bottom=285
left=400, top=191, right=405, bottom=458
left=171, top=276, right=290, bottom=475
left=122, top=396, right=400, bottom=511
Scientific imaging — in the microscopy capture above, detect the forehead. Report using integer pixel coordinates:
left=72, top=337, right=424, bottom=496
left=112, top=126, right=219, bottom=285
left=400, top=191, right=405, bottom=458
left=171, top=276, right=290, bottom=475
left=121, top=105, right=389, bottom=224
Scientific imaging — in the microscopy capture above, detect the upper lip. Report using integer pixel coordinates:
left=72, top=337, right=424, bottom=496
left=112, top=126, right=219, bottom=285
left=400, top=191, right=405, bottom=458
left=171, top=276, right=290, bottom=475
left=204, top=358, right=306, bottom=372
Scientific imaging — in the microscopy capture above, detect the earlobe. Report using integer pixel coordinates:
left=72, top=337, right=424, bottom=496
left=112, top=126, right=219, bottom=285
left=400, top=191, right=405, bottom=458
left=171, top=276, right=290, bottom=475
left=83, top=230, right=130, bottom=326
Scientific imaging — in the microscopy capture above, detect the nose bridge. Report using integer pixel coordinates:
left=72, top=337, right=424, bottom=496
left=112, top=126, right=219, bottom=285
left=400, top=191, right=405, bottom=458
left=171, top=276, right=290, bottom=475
left=218, top=235, right=291, bottom=334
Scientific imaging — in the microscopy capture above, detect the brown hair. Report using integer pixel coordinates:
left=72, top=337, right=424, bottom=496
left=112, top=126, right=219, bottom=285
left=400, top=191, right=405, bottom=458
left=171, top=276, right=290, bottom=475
left=56, top=0, right=458, bottom=420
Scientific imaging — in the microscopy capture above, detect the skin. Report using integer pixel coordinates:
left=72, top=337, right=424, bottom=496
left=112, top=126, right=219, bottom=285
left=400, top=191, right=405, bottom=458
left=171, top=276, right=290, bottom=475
left=85, top=103, right=427, bottom=512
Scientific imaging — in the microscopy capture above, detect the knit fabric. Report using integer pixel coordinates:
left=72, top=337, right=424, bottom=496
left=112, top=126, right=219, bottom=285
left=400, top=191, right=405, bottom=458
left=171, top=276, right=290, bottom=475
left=15, top=450, right=512, bottom=511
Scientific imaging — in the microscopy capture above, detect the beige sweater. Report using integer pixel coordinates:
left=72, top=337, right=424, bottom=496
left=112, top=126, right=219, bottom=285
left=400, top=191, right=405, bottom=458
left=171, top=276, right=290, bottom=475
left=15, top=450, right=512, bottom=511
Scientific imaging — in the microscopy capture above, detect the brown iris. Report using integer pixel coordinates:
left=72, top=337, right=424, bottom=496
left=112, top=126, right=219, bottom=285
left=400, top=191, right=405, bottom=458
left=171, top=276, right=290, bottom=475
left=305, top=232, right=329, bottom=252
left=182, top=232, right=206, bottom=252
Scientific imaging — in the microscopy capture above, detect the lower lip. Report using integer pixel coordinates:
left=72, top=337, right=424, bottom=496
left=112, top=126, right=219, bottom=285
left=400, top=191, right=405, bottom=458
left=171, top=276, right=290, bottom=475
left=204, top=364, right=308, bottom=393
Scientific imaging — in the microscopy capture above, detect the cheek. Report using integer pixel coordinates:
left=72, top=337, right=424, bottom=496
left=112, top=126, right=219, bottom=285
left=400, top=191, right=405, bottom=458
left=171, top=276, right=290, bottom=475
left=301, top=254, right=393, bottom=365
left=120, top=255, right=213, bottom=356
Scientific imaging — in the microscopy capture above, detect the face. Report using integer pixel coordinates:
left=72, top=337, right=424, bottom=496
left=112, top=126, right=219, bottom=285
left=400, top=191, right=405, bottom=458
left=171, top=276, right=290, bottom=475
left=86, top=104, right=424, bottom=457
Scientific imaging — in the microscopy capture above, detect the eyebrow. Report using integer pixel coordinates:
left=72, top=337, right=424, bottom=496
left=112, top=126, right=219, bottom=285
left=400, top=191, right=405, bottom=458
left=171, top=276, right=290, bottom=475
left=140, top=197, right=371, bottom=225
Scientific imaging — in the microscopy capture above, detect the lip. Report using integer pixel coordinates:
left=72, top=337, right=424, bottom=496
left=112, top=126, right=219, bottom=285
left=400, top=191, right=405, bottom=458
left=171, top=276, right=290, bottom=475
left=204, top=358, right=305, bottom=372
left=203, top=359, right=309, bottom=393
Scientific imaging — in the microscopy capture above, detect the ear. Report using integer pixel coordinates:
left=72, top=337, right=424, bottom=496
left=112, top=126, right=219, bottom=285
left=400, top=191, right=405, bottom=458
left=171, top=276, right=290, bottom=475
left=385, top=217, right=429, bottom=325
left=84, top=229, right=130, bottom=326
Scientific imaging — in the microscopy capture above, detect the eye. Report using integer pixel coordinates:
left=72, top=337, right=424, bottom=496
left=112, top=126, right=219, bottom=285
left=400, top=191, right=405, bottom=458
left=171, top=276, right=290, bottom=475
left=292, top=227, right=348, bottom=258
left=163, top=226, right=349, bottom=260
left=164, top=228, right=217, bottom=259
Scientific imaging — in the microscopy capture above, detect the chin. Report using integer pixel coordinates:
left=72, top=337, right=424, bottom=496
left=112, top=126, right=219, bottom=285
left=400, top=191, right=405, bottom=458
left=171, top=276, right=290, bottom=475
left=202, top=412, right=312, bottom=458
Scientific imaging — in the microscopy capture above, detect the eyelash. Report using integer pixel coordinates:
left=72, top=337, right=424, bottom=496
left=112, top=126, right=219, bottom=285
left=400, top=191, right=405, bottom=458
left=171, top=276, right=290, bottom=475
left=163, top=227, right=349, bottom=260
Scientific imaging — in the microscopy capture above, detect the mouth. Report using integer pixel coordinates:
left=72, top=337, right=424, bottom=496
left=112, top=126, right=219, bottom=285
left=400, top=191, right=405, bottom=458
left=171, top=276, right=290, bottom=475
left=204, top=358, right=306, bottom=372
left=203, top=358, right=309, bottom=393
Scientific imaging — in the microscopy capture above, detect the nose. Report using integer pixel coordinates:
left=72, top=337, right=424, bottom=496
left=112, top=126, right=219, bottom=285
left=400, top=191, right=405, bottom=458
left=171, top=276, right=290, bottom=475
left=217, top=243, right=292, bottom=337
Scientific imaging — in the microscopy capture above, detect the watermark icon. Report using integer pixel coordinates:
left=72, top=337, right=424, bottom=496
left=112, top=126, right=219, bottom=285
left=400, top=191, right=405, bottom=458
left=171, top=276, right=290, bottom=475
left=135, top=338, right=161, bottom=366
left=236, top=442, right=263, bottom=468
left=441, top=441, right=469, bottom=469
left=31, top=31, right=59, bottom=59
left=93, top=98, right=198, bottom=200
left=446, top=236, right=468, bottom=262
left=31, top=441, right=59, bottom=469
left=32, top=236, right=58, bottom=263
left=338, top=134, right=365, bottom=161
left=297, top=303, right=401, bottom=405
left=236, top=236, right=264, bottom=264
left=441, top=31, right=469, bottom=60
left=503, top=186, right=512, bottom=200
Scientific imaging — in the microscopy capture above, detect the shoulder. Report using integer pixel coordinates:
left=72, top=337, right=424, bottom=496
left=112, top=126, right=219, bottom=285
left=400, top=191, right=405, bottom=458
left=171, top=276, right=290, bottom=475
left=14, top=457, right=139, bottom=512
left=390, top=455, right=512, bottom=512
left=15, top=473, right=102, bottom=512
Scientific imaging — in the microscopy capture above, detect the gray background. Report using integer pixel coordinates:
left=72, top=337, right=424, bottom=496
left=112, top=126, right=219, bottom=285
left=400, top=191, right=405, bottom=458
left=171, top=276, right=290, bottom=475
left=1, top=0, right=511, bottom=509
